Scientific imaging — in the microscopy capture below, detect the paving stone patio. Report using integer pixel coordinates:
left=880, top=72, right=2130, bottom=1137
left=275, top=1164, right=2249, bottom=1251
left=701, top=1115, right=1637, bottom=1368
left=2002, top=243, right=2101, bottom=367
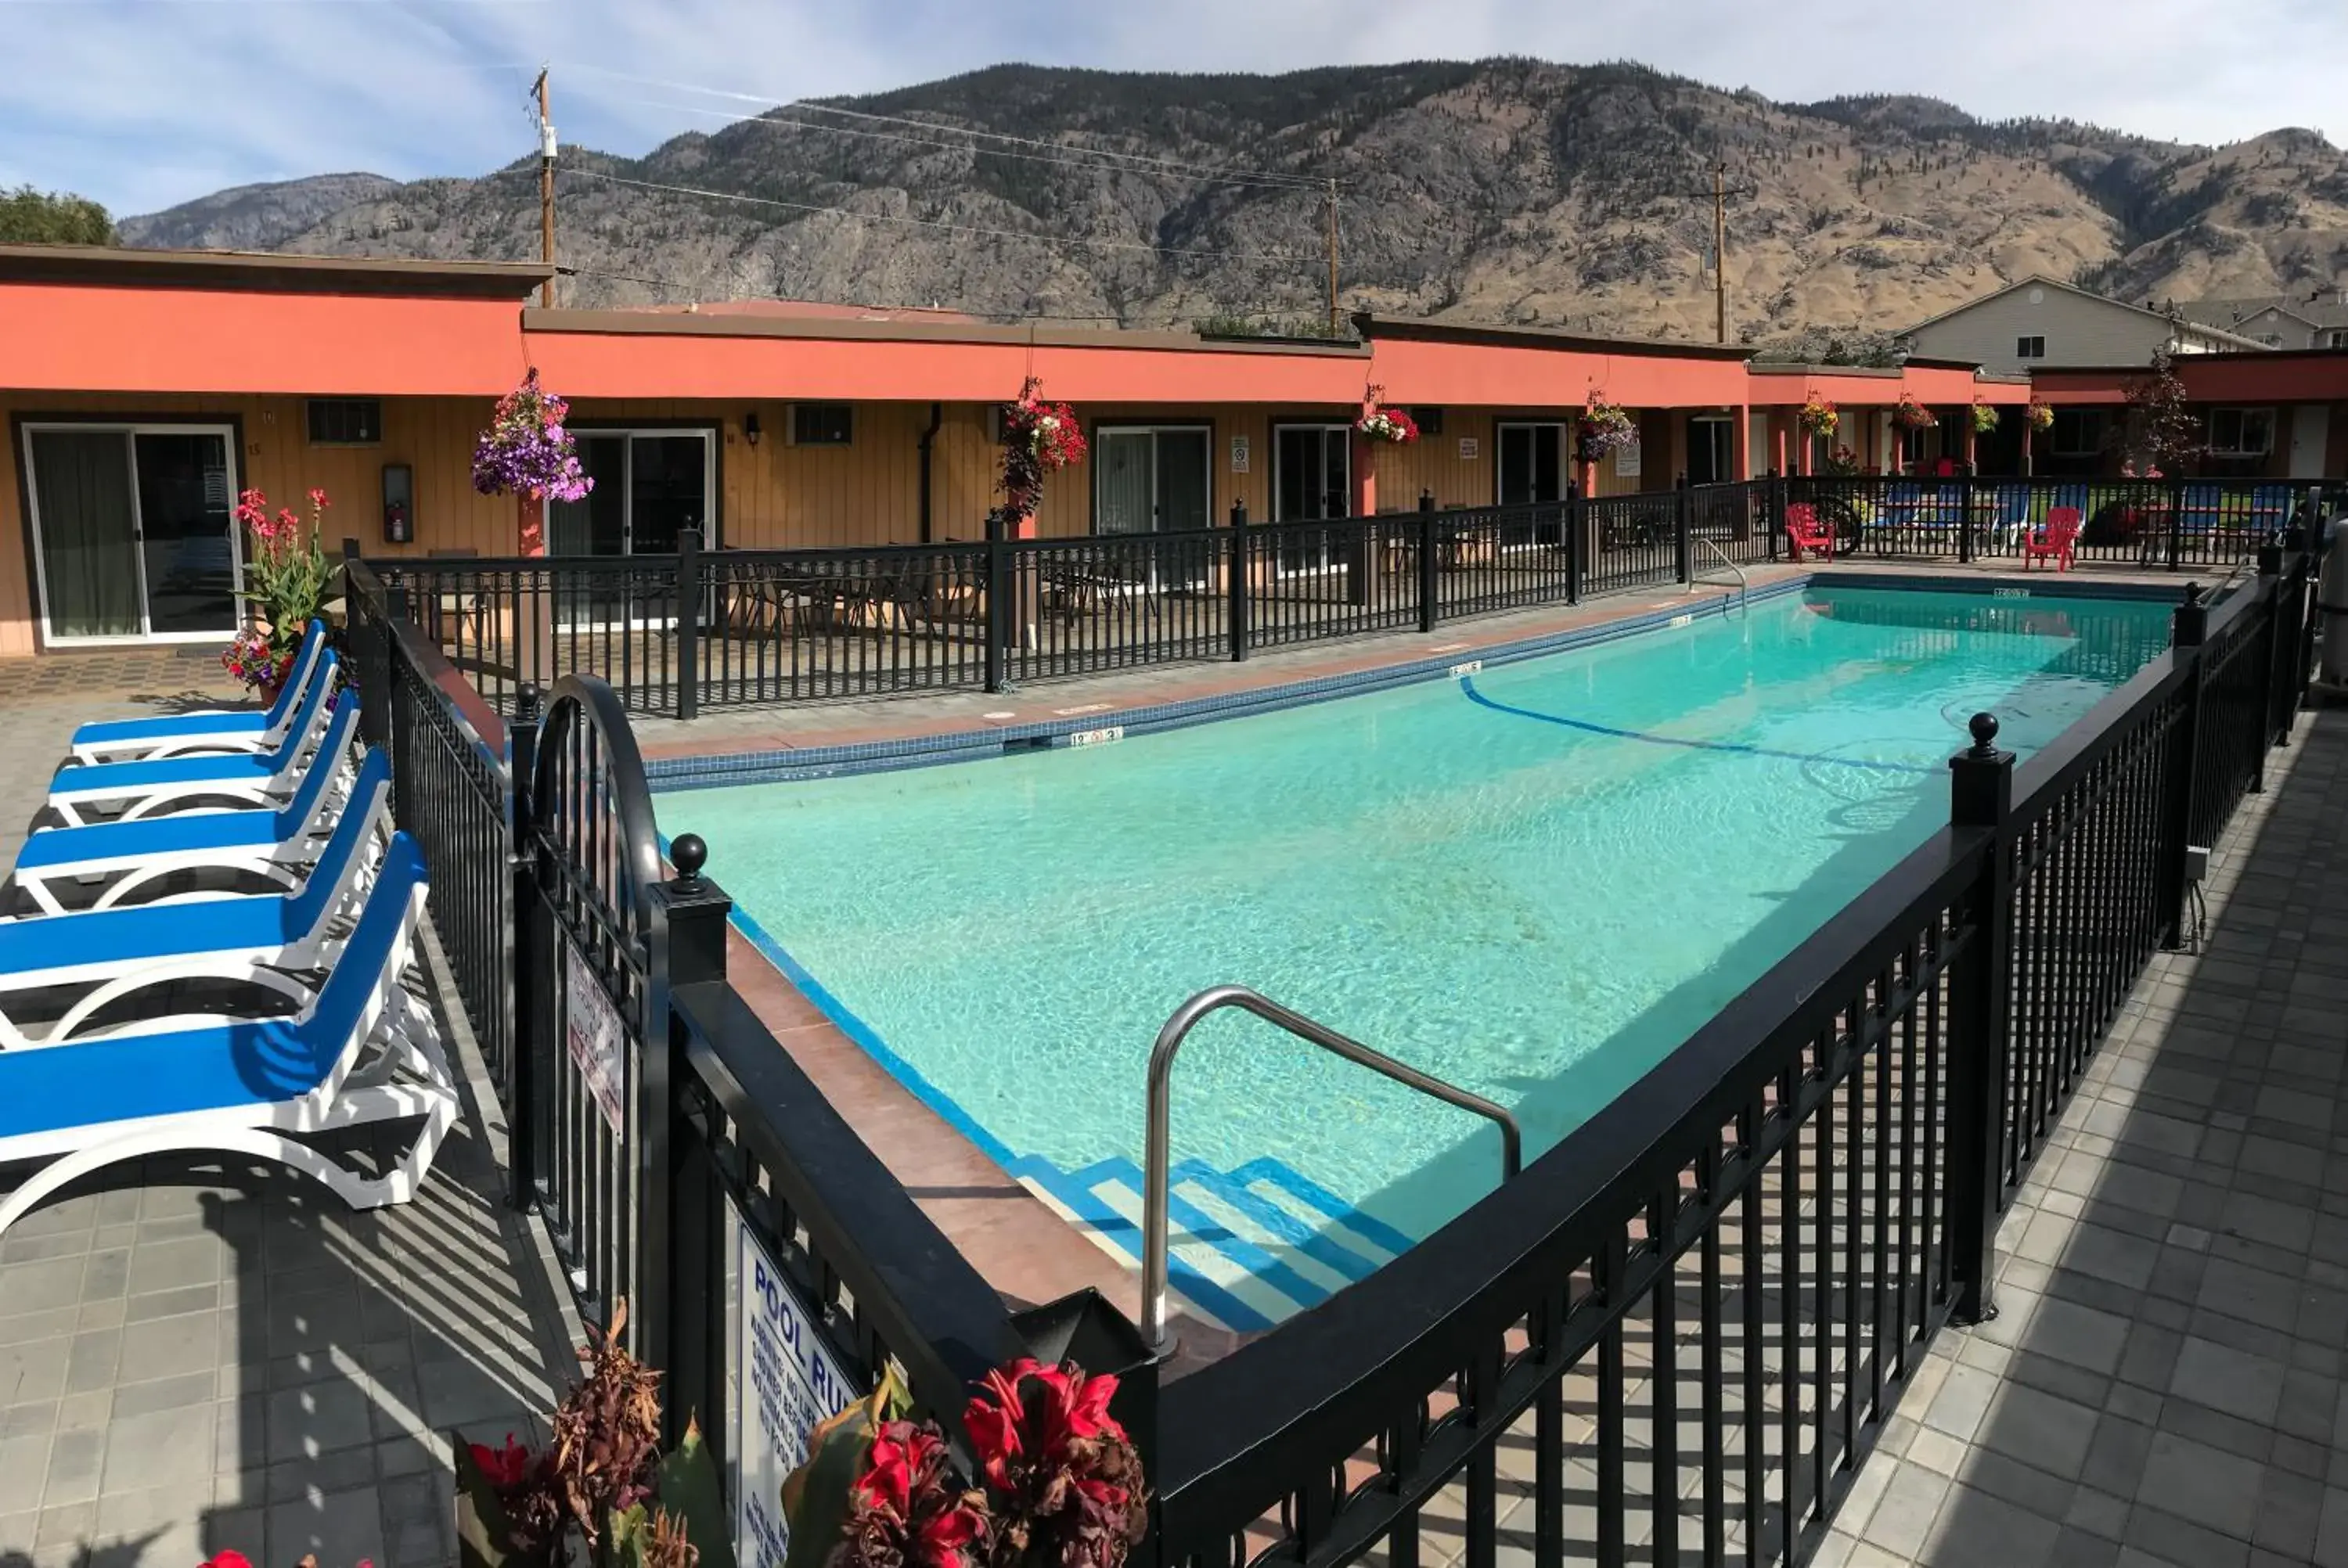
left=0, top=652, right=577, bottom=1568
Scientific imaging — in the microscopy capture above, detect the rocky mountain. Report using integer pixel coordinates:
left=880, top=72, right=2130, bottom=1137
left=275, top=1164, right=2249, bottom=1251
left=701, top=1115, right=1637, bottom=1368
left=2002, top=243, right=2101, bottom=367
left=116, top=59, right=2348, bottom=347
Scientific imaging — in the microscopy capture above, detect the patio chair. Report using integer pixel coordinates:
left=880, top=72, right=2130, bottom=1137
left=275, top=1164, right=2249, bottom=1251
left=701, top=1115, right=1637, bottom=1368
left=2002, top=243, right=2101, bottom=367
left=2249, top=484, right=2293, bottom=538
left=1785, top=503, right=1835, bottom=562
left=67, top=621, right=329, bottom=763
left=1983, top=487, right=2033, bottom=555
left=0, top=833, right=454, bottom=1245
left=0, top=761, right=389, bottom=1042
left=2024, top=508, right=2082, bottom=571
left=9, top=745, right=385, bottom=917
left=45, top=656, right=344, bottom=825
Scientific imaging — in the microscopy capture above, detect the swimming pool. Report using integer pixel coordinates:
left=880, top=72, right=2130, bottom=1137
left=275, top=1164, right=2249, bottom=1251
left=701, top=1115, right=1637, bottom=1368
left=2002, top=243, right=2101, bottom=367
left=671, top=584, right=2174, bottom=1329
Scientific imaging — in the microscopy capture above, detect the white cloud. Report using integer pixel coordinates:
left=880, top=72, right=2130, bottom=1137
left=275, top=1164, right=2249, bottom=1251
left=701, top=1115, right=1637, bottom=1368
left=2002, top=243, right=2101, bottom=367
left=5, top=0, right=2344, bottom=216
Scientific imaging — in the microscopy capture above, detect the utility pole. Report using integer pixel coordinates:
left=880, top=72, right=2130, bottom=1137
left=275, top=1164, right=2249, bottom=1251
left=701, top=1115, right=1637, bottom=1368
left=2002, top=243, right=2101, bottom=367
left=535, top=68, right=556, bottom=308
left=1325, top=178, right=1340, bottom=337
left=1712, top=162, right=1728, bottom=344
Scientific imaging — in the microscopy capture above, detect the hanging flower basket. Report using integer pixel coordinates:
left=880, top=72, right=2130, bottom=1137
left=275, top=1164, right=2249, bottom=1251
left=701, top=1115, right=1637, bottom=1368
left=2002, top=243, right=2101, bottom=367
left=1356, top=408, right=1420, bottom=444
left=992, top=380, right=1088, bottom=529
left=2026, top=401, right=2057, bottom=432
left=1574, top=396, right=1639, bottom=463
left=1799, top=397, right=1839, bottom=438
left=1972, top=403, right=2001, bottom=435
left=1893, top=396, right=1939, bottom=431
left=473, top=368, right=593, bottom=502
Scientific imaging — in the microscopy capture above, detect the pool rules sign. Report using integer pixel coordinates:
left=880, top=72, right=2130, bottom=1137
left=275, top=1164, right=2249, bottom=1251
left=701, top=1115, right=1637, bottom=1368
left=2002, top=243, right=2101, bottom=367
left=737, top=1225, right=855, bottom=1568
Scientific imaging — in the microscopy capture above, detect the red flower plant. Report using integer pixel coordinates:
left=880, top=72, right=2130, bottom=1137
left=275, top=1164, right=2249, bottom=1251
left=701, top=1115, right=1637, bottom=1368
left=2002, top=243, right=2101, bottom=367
left=470, top=1433, right=536, bottom=1491
left=838, top=1420, right=989, bottom=1568
left=963, top=1361, right=1145, bottom=1568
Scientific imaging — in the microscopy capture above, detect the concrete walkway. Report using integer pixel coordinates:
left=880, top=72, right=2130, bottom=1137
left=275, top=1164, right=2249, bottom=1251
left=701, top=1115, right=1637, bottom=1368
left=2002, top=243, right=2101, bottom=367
left=1821, top=703, right=2348, bottom=1568
left=0, top=651, right=577, bottom=1568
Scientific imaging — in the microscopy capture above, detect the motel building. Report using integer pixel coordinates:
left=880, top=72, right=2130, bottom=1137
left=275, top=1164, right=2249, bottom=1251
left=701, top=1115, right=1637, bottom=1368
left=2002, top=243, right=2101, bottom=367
left=0, top=243, right=2207, bottom=659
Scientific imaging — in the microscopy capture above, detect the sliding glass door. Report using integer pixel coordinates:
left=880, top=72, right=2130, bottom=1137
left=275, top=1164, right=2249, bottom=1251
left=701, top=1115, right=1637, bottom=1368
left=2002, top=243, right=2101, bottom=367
left=1095, top=426, right=1212, bottom=588
left=1273, top=423, right=1352, bottom=573
left=546, top=429, right=715, bottom=627
left=23, top=424, right=238, bottom=644
left=1496, top=423, right=1566, bottom=545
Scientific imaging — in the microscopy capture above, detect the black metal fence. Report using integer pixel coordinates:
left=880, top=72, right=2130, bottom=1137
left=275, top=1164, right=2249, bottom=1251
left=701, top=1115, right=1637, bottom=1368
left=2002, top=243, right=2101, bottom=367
left=364, top=478, right=2331, bottom=719
left=1781, top=474, right=2346, bottom=569
left=346, top=539, right=2322, bottom=1568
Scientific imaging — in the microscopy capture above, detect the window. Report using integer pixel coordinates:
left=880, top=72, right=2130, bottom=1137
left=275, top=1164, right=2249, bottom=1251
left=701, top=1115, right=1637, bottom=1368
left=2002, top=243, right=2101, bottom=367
left=791, top=404, right=853, bottom=446
left=1687, top=416, right=1736, bottom=485
left=2328, top=329, right=2348, bottom=349
left=2049, top=408, right=2105, bottom=457
left=2207, top=407, right=2274, bottom=457
left=2257, top=333, right=2286, bottom=347
left=2015, top=336, right=2047, bottom=361
left=306, top=398, right=381, bottom=444
left=1408, top=407, right=1444, bottom=437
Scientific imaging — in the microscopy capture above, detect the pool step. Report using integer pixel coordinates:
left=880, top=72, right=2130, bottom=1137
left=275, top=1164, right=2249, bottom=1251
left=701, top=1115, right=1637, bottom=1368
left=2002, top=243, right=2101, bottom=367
left=1008, top=1152, right=1411, bottom=1334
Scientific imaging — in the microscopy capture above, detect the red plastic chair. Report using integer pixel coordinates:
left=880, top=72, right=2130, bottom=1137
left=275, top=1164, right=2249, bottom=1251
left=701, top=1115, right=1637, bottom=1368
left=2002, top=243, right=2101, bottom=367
left=2024, top=507, right=2081, bottom=571
left=1785, top=502, right=1836, bottom=562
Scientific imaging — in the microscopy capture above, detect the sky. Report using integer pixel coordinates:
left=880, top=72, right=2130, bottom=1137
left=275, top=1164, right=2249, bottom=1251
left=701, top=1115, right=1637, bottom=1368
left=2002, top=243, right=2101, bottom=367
left=7, top=0, right=2348, bottom=219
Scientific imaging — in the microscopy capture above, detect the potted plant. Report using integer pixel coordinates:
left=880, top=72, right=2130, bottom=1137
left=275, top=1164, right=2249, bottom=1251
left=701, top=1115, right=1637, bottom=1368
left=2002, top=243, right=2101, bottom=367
left=474, top=368, right=594, bottom=552
left=1573, top=395, right=1638, bottom=464
left=1892, top=395, right=1938, bottom=431
left=223, top=486, right=333, bottom=705
left=1798, top=396, right=1838, bottom=440
left=1971, top=402, right=2001, bottom=435
left=990, top=379, right=1088, bottom=533
left=1355, top=406, right=1419, bottom=444
left=2026, top=401, right=2056, bottom=433
left=783, top=1357, right=1147, bottom=1568
left=453, top=1301, right=733, bottom=1568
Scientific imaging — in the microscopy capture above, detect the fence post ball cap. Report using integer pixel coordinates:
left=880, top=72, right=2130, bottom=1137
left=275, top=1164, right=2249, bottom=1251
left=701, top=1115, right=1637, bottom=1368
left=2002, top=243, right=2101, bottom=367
left=1968, top=712, right=2000, bottom=755
left=515, top=682, right=544, bottom=721
left=2182, top=582, right=2205, bottom=606
left=672, top=833, right=708, bottom=883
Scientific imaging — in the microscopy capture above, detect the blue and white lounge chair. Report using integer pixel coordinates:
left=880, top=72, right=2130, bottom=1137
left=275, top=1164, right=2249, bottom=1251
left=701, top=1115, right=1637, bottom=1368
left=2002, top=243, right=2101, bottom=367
left=67, top=622, right=331, bottom=764
left=0, top=834, right=452, bottom=1243
left=9, top=746, right=385, bottom=918
left=0, top=769, right=388, bottom=1042
left=45, top=653, right=344, bottom=826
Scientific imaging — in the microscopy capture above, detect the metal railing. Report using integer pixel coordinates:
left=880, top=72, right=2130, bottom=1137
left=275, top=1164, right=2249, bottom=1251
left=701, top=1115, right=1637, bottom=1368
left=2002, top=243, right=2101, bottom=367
left=1691, top=535, right=1751, bottom=614
left=1140, top=985, right=1524, bottom=1350
left=366, top=479, right=2336, bottom=721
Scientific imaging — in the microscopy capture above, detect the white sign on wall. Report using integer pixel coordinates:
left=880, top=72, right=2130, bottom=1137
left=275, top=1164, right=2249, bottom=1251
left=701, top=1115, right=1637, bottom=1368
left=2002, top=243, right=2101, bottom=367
left=1230, top=436, right=1250, bottom=473
left=1616, top=437, right=1644, bottom=480
left=1458, top=437, right=1479, bottom=461
left=736, top=1225, right=857, bottom=1568
left=561, top=941, right=626, bottom=1134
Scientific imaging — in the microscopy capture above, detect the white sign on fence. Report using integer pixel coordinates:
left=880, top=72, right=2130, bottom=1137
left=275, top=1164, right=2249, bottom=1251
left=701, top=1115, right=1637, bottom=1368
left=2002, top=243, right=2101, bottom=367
left=562, top=940, right=626, bottom=1133
left=736, top=1225, right=857, bottom=1568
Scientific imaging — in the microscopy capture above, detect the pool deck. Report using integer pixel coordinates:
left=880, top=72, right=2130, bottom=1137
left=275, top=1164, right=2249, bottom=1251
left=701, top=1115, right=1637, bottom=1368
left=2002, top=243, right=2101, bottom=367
left=0, top=649, right=579, bottom=1568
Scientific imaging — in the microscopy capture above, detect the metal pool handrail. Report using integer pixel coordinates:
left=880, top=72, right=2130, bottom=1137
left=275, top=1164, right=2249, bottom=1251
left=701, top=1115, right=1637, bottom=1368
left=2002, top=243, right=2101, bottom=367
left=1141, top=984, right=1524, bottom=1350
left=1691, top=534, right=1750, bottom=615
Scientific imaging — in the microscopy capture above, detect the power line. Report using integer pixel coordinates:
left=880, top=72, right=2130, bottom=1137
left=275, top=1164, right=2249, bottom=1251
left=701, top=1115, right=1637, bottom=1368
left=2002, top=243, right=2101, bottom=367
left=559, top=166, right=1310, bottom=264
left=579, top=88, right=1326, bottom=193
left=555, top=60, right=1327, bottom=192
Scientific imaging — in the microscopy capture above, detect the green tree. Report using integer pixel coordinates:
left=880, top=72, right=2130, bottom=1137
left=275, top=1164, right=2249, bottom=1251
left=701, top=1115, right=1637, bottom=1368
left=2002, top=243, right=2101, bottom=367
left=0, top=185, right=115, bottom=246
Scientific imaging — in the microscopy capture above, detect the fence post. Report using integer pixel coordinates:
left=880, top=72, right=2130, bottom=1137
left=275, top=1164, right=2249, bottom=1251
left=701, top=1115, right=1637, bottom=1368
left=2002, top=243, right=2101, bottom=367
left=380, top=580, right=414, bottom=827
left=1228, top=499, right=1252, bottom=660
left=2167, top=476, right=2187, bottom=570
left=648, top=832, right=733, bottom=1448
left=506, top=683, right=543, bottom=1211
left=340, top=543, right=393, bottom=753
left=2159, top=585, right=2209, bottom=948
left=1945, top=711, right=2015, bottom=1325
left=1417, top=491, right=1439, bottom=633
left=1767, top=473, right=1784, bottom=563
left=1565, top=480, right=1584, bottom=603
left=1957, top=471, right=1976, bottom=564
left=2258, top=542, right=2291, bottom=760
left=674, top=527, right=702, bottom=722
left=985, top=512, right=1010, bottom=693
left=1674, top=473, right=1693, bottom=584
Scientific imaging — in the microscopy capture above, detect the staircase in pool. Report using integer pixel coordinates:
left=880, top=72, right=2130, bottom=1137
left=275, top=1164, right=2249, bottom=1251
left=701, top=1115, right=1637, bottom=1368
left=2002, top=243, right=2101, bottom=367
left=1007, top=1151, right=1414, bottom=1333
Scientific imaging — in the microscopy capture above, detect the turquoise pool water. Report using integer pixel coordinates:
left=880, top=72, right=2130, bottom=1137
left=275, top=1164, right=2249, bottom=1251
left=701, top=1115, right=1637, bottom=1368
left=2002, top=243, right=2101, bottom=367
left=672, top=587, right=2171, bottom=1283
